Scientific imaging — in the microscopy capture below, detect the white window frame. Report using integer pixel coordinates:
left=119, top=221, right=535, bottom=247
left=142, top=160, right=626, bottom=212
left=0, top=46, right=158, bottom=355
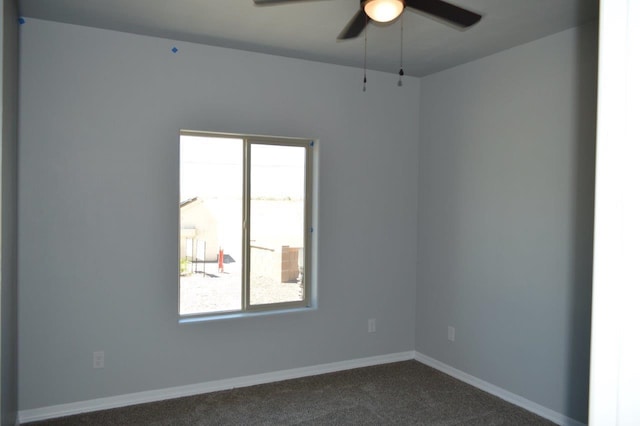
left=179, top=130, right=314, bottom=317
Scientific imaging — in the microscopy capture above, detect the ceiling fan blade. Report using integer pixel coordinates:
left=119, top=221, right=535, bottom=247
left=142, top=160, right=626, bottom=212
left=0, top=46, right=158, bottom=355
left=405, top=0, right=481, bottom=28
left=337, top=9, right=368, bottom=40
left=253, top=0, right=322, bottom=5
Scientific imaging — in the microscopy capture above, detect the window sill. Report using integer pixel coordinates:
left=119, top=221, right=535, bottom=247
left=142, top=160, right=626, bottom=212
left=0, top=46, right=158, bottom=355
left=178, top=305, right=317, bottom=324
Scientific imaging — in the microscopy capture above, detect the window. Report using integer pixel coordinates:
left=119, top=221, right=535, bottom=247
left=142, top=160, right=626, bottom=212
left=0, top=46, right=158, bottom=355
left=179, top=131, right=313, bottom=316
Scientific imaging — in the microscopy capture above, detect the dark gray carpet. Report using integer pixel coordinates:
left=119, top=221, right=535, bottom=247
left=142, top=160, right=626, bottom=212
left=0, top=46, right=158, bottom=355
left=27, top=361, right=555, bottom=425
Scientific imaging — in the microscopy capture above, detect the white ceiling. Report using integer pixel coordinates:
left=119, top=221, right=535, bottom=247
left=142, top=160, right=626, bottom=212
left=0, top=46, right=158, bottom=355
left=18, top=0, right=598, bottom=77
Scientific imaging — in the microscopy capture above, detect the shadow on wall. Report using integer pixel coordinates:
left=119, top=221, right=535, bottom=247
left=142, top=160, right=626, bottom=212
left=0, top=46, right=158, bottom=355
left=565, top=20, right=598, bottom=424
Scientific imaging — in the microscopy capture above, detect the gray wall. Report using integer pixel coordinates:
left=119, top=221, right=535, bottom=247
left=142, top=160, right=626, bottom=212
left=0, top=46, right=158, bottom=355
left=18, top=16, right=598, bottom=422
left=18, top=20, right=420, bottom=409
left=1, top=0, right=19, bottom=424
left=415, top=24, right=597, bottom=423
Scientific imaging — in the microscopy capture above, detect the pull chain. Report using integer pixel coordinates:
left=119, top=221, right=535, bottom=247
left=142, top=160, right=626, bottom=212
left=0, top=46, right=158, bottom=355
left=398, top=14, right=404, bottom=87
left=363, top=19, right=368, bottom=92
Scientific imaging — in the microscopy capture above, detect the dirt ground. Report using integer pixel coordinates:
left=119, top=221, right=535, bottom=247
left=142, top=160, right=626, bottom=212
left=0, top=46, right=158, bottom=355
left=179, top=261, right=303, bottom=315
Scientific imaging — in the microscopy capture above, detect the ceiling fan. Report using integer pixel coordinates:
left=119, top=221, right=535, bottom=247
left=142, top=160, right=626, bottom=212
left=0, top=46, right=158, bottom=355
left=253, top=0, right=482, bottom=40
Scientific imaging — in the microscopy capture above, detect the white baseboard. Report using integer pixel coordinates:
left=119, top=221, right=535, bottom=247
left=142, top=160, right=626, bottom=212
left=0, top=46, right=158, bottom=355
left=19, top=351, right=585, bottom=425
left=18, top=351, right=414, bottom=424
left=413, top=351, right=585, bottom=426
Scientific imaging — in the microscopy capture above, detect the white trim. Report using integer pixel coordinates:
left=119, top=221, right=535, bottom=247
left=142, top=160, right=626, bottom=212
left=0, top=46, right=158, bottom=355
left=19, top=351, right=585, bottom=425
left=589, top=1, right=640, bottom=424
left=18, top=351, right=414, bottom=423
left=414, top=352, right=585, bottom=426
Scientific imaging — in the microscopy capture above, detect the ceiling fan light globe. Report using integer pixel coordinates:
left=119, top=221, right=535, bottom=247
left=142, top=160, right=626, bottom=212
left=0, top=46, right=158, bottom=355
left=363, top=0, right=404, bottom=23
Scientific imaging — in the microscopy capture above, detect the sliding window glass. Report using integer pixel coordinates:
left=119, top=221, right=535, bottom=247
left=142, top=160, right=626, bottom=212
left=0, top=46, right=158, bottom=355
left=179, top=131, right=313, bottom=316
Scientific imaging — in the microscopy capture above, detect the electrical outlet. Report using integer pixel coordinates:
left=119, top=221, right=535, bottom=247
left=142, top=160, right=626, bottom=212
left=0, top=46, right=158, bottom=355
left=368, top=318, right=376, bottom=333
left=93, top=351, right=105, bottom=369
left=448, top=326, right=455, bottom=342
